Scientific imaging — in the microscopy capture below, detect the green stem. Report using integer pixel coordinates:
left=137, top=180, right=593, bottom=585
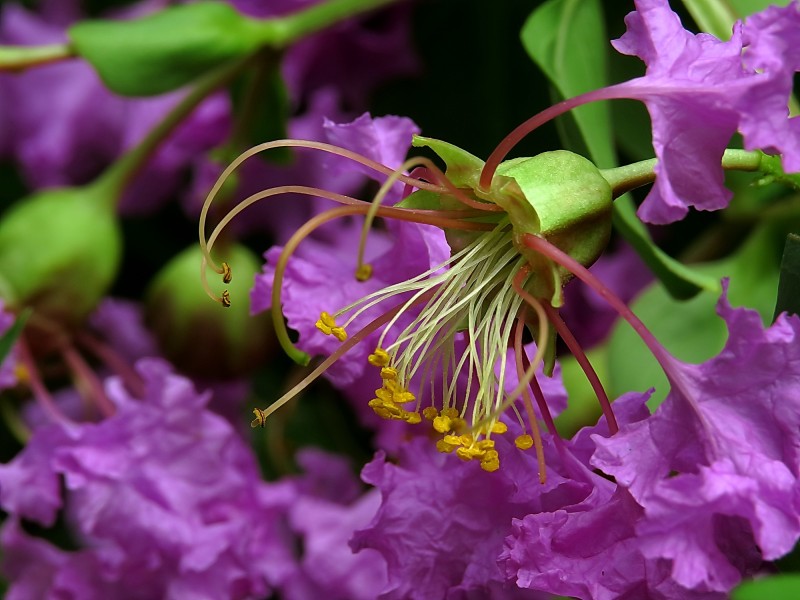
left=0, top=396, right=30, bottom=444
left=601, top=149, right=763, bottom=199
left=91, top=55, right=252, bottom=206
left=0, top=44, right=74, bottom=71
left=255, top=0, right=398, bottom=47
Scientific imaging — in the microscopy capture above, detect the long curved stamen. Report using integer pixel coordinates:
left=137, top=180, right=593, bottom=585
left=514, top=314, right=547, bottom=484
left=199, top=182, right=493, bottom=306
left=251, top=290, right=436, bottom=425
left=61, top=344, right=115, bottom=418
left=199, top=139, right=458, bottom=272
left=521, top=233, right=718, bottom=446
left=479, top=84, right=632, bottom=191
left=76, top=332, right=145, bottom=398
left=543, top=303, right=617, bottom=434
left=17, top=340, right=73, bottom=426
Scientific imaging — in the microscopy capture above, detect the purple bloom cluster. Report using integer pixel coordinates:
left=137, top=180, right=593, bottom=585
left=0, top=359, right=392, bottom=599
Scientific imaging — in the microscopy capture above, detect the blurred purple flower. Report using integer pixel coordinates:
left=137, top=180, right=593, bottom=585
left=0, top=358, right=289, bottom=599
left=611, top=0, right=800, bottom=223
left=0, top=1, right=228, bottom=216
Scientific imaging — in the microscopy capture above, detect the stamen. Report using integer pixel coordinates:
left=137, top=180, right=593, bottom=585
left=17, top=340, right=73, bottom=426
left=543, top=303, right=617, bottom=434
left=61, top=344, right=115, bottom=418
left=514, top=314, right=547, bottom=484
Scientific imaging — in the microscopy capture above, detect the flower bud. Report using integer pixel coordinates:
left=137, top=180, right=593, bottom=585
left=145, top=244, right=272, bottom=379
left=0, top=185, right=122, bottom=341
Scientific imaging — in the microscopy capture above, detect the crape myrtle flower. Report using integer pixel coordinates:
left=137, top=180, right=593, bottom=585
left=351, top=389, right=649, bottom=600
left=0, top=359, right=291, bottom=599
left=501, top=290, right=800, bottom=598
left=0, top=0, right=229, bottom=216
left=202, top=105, right=629, bottom=479
left=483, top=0, right=800, bottom=224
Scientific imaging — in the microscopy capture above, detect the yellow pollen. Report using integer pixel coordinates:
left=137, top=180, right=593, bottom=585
left=13, top=363, right=30, bottom=384
left=368, top=347, right=390, bottom=367
left=355, top=263, right=373, bottom=282
left=432, top=415, right=453, bottom=434
left=441, top=407, right=459, bottom=419
left=423, top=406, right=439, bottom=421
left=221, top=261, right=232, bottom=284
left=437, top=438, right=457, bottom=453
left=515, top=434, right=534, bottom=450
left=477, top=439, right=495, bottom=451
left=491, top=422, right=508, bottom=434
left=315, top=312, right=347, bottom=341
left=405, top=412, right=421, bottom=425
left=380, top=366, right=398, bottom=380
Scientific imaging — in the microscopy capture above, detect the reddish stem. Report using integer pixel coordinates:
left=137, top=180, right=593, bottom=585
left=75, top=332, right=146, bottom=398
left=62, top=345, right=115, bottom=418
left=544, top=304, right=617, bottom=434
left=479, top=84, right=633, bottom=190
left=514, top=315, right=547, bottom=484
left=17, top=340, right=73, bottom=426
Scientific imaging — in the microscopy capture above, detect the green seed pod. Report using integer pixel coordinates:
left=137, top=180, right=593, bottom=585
left=146, top=244, right=273, bottom=379
left=0, top=185, right=122, bottom=340
left=407, top=136, right=612, bottom=305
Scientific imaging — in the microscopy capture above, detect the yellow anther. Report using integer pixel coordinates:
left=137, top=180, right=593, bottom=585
left=221, top=262, right=232, bottom=284
left=315, top=312, right=348, bottom=342
left=491, top=422, right=508, bottom=434
left=437, top=438, right=458, bottom=453
left=423, top=406, right=439, bottom=421
left=458, top=434, right=474, bottom=446
left=13, top=364, right=30, bottom=384
left=456, top=446, right=483, bottom=461
left=441, top=407, right=459, bottom=419
left=368, top=348, right=390, bottom=367
left=375, top=387, right=394, bottom=402
left=404, top=412, right=421, bottom=425
left=477, top=439, right=495, bottom=451
left=443, top=434, right=462, bottom=446
left=250, top=408, right=266, bottom=428
left=221, top=290, right=231, bottom=307
left=481, top=456, right=500, bottom=472
left=515, top=434, right=534, bottom=450
left=432, top=415, right=453, bottom=434
left=451, top=417, right=467, bottom=433
left=355, top=263, right=373, bottom=282
left=483, top=449, right=499, bottom=462
left=380, top=367, right=398, bottom=380
left=394, top=390, right=415, bottom=404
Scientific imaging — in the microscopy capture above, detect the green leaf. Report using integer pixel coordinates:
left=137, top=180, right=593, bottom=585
left=69, top=2, right=262, bottom=96
left=732, top=574, right=800, bottom=600
left=0, top=309, right=31, bottom=365
left=775, top=233, right=800, bottom=319
left=520, top=0, right=614, bottom=168
left=608, top=222, right=785, bottom=407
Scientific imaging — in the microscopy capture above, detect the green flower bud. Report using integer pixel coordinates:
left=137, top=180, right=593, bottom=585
left=146, top=244, right=273, bottom=379
left=0, top=185, right=121, bottom=337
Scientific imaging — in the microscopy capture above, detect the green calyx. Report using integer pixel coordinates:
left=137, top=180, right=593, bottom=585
left=0, top=183, right=121, bottom=336
left=404, top=136, right=612, bottom=305
left=146, top=244, right=273, bottom=379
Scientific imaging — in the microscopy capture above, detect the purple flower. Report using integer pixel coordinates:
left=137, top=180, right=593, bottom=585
left=0, top=1, right=229, bottom=215
left=611, top=0, right=800, bottom=223
left=251, top=113, right=450, bottom=387
left=0, top=359, right=290, bottom=599
left=591, top=289, right=800, bottom=593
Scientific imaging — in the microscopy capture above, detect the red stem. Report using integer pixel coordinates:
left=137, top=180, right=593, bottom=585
left=544, top=304, right=617, bottom=435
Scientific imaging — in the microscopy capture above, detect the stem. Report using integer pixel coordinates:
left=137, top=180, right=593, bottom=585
left=0, top=396, right=31, bottom=444
left=92, top=55, right=252, bottom=206
left=255, top=0, right=399, bottom=48
left=601, top=149, right=763, bottom=199
left=0, top=44, right=73, bottom=71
